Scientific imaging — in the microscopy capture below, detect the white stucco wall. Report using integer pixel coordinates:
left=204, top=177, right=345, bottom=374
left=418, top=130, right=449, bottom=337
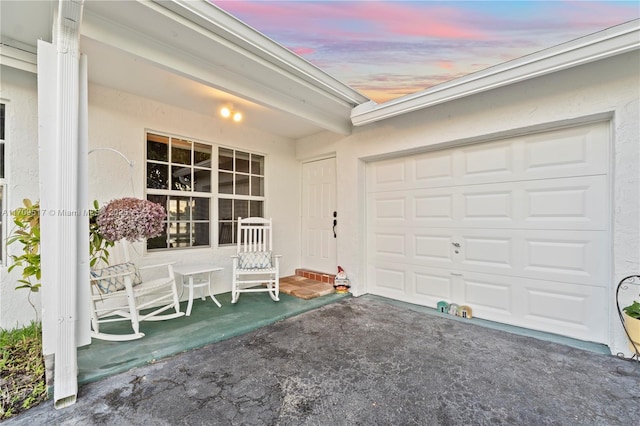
left=0, top=71, right=302, bottom=329
left=297, top=51, right=640, bottom=355
left=87, top=83, right=301, bottom=296
left=0, top=66, right=43, bottom=330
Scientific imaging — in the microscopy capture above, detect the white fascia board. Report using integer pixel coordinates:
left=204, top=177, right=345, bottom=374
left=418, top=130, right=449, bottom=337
left=0, top=44, right=37, bottom=73
left=157, top=0, right=370, bottom=106
left=81, top=11, right=353, bottom=134
left=352, top=19, right=640, bottom=127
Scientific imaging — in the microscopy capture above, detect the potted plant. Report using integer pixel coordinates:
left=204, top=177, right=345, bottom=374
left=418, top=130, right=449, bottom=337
left=622, top=300, right=640, bottom=353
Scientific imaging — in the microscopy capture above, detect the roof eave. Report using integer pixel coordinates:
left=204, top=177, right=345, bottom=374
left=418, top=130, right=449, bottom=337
left=351, top=19, right=640, bottom=127
left=160, top=0, right=370, bottom=107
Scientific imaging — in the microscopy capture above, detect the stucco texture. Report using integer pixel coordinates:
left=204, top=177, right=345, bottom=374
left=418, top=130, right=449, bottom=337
left=296, top=51, right=640, bottom=356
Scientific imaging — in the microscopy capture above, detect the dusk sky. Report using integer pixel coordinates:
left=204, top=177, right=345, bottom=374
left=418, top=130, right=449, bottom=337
left=210, top=0, right=639, bottom=103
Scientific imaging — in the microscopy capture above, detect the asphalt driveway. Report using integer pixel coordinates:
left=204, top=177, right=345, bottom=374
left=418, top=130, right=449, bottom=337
left=6, top=296, right=640, bottom=425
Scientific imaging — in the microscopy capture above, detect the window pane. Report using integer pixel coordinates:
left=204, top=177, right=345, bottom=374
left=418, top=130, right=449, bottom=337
left=219, top=171, right=233, bottom=194
left=0, top=103, right=4, bottom=140
left=234, top=199, right=248, bottom=219
left=169, top=197, right=191, bottom=220
left=0, top=144, right=4, bottom=179
left=193, top=168, right=211, bottom=192
left=219, top=148, right=233, bottom=171
left=219, top=198, right=232, bottom=220
left=169, top=222, right=191, bottom=248
left=147, top=134, right=169, bottom=162
left=147, top=194, right=167, bottom=211
left=194, top=143, right=211, bottom=167
left=235, top=174, right=249, bottom=195
left=0, top=186, right=3, bottom=260
left=218, top=221, right=233, bottom=245
left=147, top=223, right=168, bottom=250
left=236, top=151, right=250, bottom=173
left=251, top=154, right=264, bottom=175
left=249, top=200, right=264, bottom=218
left=193, top=197, right=209, bottom=220
left=147, top=163, right=169, bottom=189
left=171, top=138, right=192, bottom=165
left=171, top=165, right=192, bottom=191
left=251, top=176, right=263, bottom=196
left=193, top=223, right=210, bottom=246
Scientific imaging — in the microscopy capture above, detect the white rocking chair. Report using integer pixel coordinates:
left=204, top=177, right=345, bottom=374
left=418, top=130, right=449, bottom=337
left=89, top=242, right=184, bottom=341
left=231, top=217, right=281, bottom=303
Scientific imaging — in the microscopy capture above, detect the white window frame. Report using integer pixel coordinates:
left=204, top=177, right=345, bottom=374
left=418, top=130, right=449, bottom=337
left=144, top=131, right=267, bottom=251
left=217, top=146, right=266, bottom=246
left=145, top=131, right=214, bottom=251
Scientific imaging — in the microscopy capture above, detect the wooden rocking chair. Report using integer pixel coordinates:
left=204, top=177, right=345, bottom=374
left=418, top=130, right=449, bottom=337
left=231, top=217, right=281, bottom=303
left=89, top=243, right=184, bottom=341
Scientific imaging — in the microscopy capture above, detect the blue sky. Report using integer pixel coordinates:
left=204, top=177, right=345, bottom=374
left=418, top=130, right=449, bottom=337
left=211, top=1, right=640, bottom=102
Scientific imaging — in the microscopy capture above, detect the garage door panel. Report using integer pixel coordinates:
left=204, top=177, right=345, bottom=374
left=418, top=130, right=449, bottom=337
left=522, top=176, right=607, bottom=229
left=414, top=269, right=454, bottom=306
left=464, top=276, right=513, bottom=315
left=372, top=228, right=455, bottom=269
left=521, top=279, right=607, bottom=341
left=415, top=193, right=454, bottom=221
left=462, top=190, right=513, bottom=222
left=460, top=236, right=513, bottom=270
left=415, top=151, right=455, bottom=187
left=371, top=189, right=457, bottom=227
left=457, top=272, right=607, bottom=341
left=415, top=234, right=454, bottom=266
left=368, top=264, right=408, bottom=300
left=459, top=140, right=515, bottom=180
left=372, top=196, right=406, bottom=220
left=368, top=159, right=408, bottom=191
left=522, top=231, right=607, bottom=285
left=373, top=232, right=407, bottom=257
left=523, top=123, right=609, bottom=178
left=459, top=176, right=607, bottom=230
left=455, top=229, right=606, bottom=285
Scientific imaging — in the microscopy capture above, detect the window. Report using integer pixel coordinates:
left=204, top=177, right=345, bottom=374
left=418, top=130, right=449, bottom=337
left=146, top=132, right=212, bottom=250
left=218, top=148, right=264, bottom=245
left=0, top=103, right=5, bottom=263
left=145, top=132, right=266, bottom=250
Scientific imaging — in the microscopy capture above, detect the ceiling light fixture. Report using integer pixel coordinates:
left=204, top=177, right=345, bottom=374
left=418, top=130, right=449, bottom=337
left=220, top=107, right=242, bottom=122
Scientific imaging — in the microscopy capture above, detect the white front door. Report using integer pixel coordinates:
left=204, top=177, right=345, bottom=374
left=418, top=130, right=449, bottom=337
left=366, top=121, right=610, bottom=343
left=301, top=157, right=337, bottom=273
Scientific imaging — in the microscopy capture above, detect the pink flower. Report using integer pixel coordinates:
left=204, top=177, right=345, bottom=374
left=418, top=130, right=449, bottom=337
left=97, top=198, right=165, bottom=242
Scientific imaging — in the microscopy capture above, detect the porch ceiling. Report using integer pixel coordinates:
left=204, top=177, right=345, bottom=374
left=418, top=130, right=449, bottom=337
left=1, top=0, right=371, bottom=140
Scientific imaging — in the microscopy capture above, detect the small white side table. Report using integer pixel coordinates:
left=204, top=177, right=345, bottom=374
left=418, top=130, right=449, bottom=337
left=173, top=263, right=224, bottom=316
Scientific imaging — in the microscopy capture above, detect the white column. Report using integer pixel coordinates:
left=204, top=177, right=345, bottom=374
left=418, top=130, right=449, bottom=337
left=37, top=0, right=86, bottom=409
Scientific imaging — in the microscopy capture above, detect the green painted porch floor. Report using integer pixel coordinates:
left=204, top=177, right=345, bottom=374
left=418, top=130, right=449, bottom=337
left=78, top=291, right=350, bottom=385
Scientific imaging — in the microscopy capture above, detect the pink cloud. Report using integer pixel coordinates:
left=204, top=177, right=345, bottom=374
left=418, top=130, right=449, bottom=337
left=290, top=46, right=315, bottom=56
left=353, top=2, right=487, bottom=39
left=437, top=60, right=455, bottom=70
left=212, top=1, right=487, bottom=41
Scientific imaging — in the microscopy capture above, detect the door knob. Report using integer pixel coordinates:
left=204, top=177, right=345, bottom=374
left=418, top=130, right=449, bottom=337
left=333, top=219, right=337, bottom=238
left=452, top=242, right=460, bottom=248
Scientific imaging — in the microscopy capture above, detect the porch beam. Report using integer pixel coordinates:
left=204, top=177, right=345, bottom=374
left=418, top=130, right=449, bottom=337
left=80, top=1, right=359, bottom=135
left=0, top=44, right=37, bottom=74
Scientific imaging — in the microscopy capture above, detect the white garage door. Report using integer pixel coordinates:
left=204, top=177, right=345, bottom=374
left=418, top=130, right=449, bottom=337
left=366, top=122, right=610, bottom=343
